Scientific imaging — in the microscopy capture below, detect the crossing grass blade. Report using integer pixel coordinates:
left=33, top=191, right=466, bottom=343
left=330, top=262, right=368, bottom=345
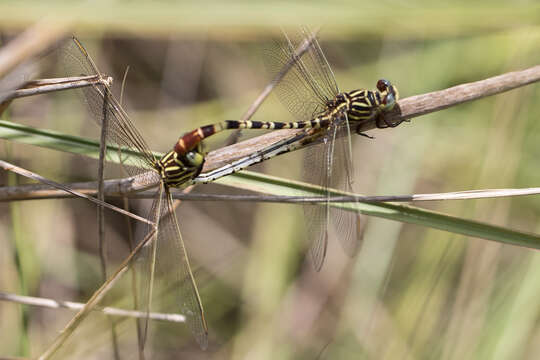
left=1, top=118, right=538, bottom=250
left=0, top=119, right=161, bottom=166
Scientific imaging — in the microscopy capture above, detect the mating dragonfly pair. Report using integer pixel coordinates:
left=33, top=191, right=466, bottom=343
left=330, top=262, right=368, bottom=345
left=68, top=30, right=400, bottom=350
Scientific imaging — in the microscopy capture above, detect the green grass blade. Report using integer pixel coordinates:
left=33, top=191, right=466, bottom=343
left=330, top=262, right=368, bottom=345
left=215, top=171, right=540, bottom=249
left=1, top=118, right=538, bottom=250
left=0, top=119, right=157, bottom=167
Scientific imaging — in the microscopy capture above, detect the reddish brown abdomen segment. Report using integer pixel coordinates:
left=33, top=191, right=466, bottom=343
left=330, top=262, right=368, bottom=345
left=174, top=125, right=216, bottom=155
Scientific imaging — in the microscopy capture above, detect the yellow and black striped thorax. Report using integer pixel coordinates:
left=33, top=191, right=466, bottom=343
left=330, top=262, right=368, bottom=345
left=156, top=143, right=205, bottom=188
left=332, top=79, right=399, bottom=124
left=341, top=89, right=381, bottom=122
left=315, top=80, right=399, bottom=125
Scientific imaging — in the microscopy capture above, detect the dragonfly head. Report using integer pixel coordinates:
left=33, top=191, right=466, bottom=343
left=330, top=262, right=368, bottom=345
left=159, top=142, right=205, bottom=187
left=173, top=130, right=206, bottom=173
left=376, top=79, right=399, bottom=112
left=184, top=143, right=205, bottom=170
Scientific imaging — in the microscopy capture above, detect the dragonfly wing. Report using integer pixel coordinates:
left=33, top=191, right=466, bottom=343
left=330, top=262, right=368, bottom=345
left=155, top=188, right=208, bottom=349
left=263, top=28, right=339, bottom=122
left=295, top=26, right=339, bottom=101
left=61, top=38, right=156, bottom=178
left=329, top=122, right=364, bottom=256
left=132, top=186, right=162, bottom=349
left=303, top=131, right=333, bottom=271
left=133, top=185, right=208, bottom=350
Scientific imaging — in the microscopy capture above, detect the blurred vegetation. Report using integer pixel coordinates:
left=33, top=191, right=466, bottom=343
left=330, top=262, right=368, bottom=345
left=1, top=1, right=540, bottom=359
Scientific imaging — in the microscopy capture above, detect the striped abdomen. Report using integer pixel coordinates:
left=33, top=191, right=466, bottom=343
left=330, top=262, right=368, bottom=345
left=175, top=119, right=331, bottom=154
left=175, top=79, right=399, bottom=154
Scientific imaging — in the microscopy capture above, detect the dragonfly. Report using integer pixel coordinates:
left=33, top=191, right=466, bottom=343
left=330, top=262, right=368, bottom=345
left=64, top=37, right=209, bottom=349
left=180, top=29, right=400, bottom=271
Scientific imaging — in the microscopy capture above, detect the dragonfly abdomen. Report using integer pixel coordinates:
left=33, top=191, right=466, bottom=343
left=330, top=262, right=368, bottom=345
left=175, top=119, right=328, bottom=154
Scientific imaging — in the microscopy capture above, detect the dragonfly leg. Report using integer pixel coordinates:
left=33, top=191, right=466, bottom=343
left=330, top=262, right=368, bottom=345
left=355, top=127, right=374, bottom=139
left=375, top=111, right=402, bottom=128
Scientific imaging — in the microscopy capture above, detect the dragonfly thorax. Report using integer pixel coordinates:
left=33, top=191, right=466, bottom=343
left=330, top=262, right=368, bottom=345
left=156, top=144, right=205, bottom=188
left=342, top=79, right=400, bottom=125
left=342, top=89, right=380, bottom=122
left=325, top=93, right=348, bottom=110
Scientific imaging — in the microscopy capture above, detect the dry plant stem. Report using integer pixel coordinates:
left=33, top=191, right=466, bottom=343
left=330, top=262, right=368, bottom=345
left=0, top=291, right=185, bottom=323
left=122, top=196, right=145, bottom=360
left=0, top=20, right=69, bottom=79
left=0, top=160, right=153, bottom=226
left=97, top=88, right=111, bottom=280
left=0, top=178, right=138, bottom=201
left=224, top=28, right=320, bottom=145
left=382, top=64, right=540, bottom=125
left=158, top=188, right=540, bottom=202
left=96, top=87, right=120, bottom=359
left=206, top=63, right=540, bottom=172
left=38, top=228, right=156, bottom=360
left=1, top=76, right=102, bottom=102
left=1, top=179, right=538, bottom=203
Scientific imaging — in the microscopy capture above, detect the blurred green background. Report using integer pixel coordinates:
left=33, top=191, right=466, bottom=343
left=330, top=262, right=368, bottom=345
left=1, top=1, right=540, bottom=359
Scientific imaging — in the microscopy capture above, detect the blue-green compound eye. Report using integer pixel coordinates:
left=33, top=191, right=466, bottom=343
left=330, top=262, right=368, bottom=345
left=382, top=91, right=397, bottom=111
left=185, top=150, right=205, bottom=168
left=376, top=79, right=399, bottom=112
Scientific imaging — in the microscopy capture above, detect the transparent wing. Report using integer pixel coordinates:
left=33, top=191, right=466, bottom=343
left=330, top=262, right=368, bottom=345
left=303, top=118, right=363, bottom=269
left=157, top=188, right=208, bottom=349
left=61, top=38, right=157, bottom=179
left=302, top=131, right=333, bottom=271
left=295, top=26, right=339, bottom=102
left=134, top=185, right=208, bottom=350
left=263, top=28, right=339, bottom=122
left=132, top=190, right=160, bottom=349
left=329, top=123, right=364, bottom=256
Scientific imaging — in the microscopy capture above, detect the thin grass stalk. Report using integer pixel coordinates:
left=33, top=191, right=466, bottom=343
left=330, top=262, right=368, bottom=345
left=0, top=76, right=104, bottom=103
left=122, top=197, right=145, bottom=360
left=1, top=178, right=539, bottom=203
left=0, top=160, right=153, bottom=226
left=0, top=291, right=186, bottom=322
left=38, top=227, right=157, bottom=360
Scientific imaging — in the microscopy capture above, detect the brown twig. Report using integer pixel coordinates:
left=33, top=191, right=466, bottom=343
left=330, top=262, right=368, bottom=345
left=0, top=160, right=153, bottom=226
left=1, top=75, right=104, bottom=102
left=380, top=64, right=540, bottom=126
